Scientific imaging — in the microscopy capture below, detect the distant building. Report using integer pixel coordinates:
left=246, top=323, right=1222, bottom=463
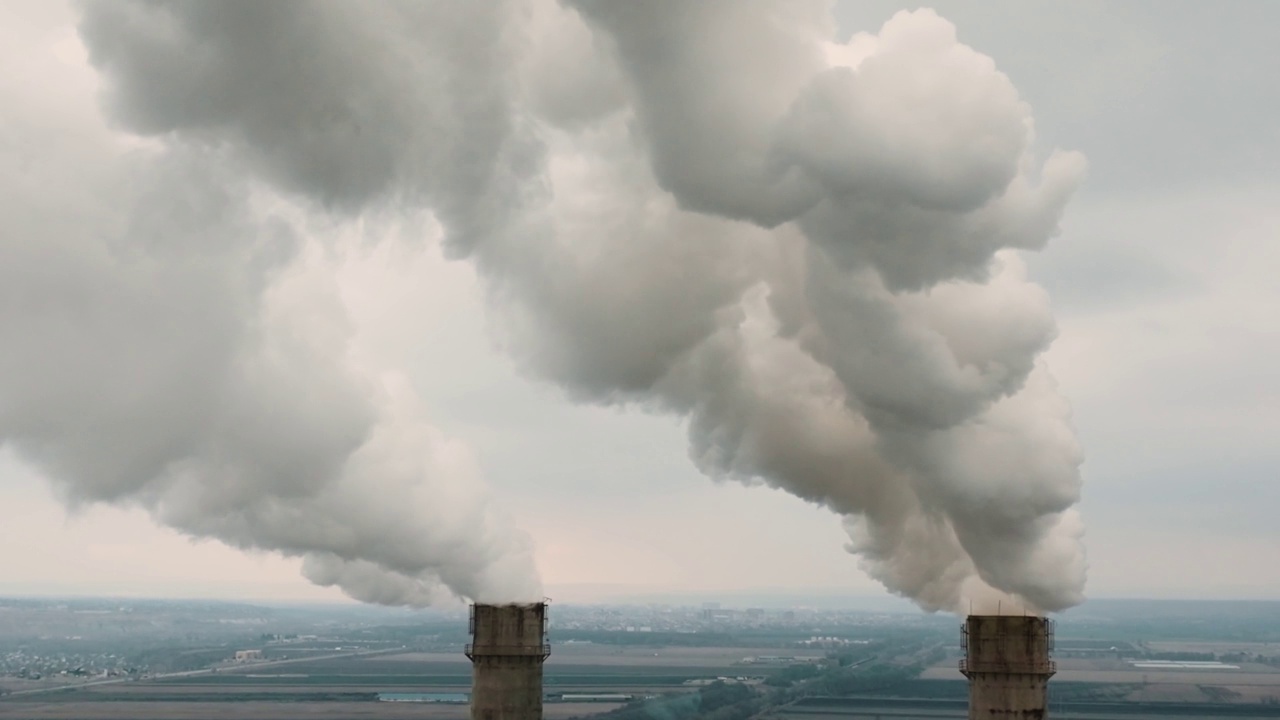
left=233, top=650, right=263, bottom=662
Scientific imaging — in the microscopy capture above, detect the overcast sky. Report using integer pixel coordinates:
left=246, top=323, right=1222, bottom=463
left=0, top=1, right=1277, bottom=608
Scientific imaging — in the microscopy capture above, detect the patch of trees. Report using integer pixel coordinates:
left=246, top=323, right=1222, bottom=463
left=832, top=642, right=884, bottom=667
left=129, top=646, right=236, bottom=674
left=815, top=663, right=925, bottom=696
left=591, top=681, right=762, bottom=720
left=553, top=631, right=738, bottom=647
left=763, top=664, right=820, bottom=687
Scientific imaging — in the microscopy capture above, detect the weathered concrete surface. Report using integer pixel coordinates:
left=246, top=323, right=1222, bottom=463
left=961, top=615, right=1055, bottom=719
left=467, top=603, right=549, bottom=720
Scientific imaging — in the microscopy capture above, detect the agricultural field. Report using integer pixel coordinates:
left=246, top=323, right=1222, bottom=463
left=4, top=597, right=1278, bottom=719
left=0, top=700, right=620, bottom=719
left=0, top=643, right=803, bottom=720
left=921, top=656, right=1280, bottom=704
left=780, top=697, right=1280, bottom=720
left=130, top=645, right=801, bottom=689
left=1144, top=641, right=1280, bottom=657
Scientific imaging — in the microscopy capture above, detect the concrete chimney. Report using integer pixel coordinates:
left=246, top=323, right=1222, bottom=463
left=466, top=602, right=549, bottom=720
left=960, top=614, right=1056, bottom=719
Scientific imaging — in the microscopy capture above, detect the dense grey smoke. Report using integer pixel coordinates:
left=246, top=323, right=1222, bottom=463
left=513, top=1, right=1086, bottom=612
left=59, top=0, right=1086, bottom=612
left=0, top=2, right=540, bottom=606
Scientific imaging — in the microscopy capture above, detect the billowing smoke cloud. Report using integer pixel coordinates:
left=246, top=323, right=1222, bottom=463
left=55, top=0, right=1087, bottom=612
left=0, top=3, right=539, bottom=606
left=510, top=1, right=1087, bottom=612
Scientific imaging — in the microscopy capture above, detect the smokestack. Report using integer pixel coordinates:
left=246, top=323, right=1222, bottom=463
left=960, top=615, right=1056, bottom=719
left=467, top=602, right=550, bottom=720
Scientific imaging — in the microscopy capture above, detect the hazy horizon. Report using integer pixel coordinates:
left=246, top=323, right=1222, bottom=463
left=4, top=583, right=1279, bottom=613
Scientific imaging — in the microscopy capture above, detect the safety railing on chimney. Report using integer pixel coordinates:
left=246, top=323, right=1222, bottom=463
left=465, top=644, right=552, bottom=660
left=959, top=659, right=1056, bottom=674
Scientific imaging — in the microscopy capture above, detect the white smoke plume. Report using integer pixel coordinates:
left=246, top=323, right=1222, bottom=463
left=46, top=0, right=1088, bottom=612
left=509, top=1, right=1087, bottom=612
left=0, top=2, right=539, bottom=606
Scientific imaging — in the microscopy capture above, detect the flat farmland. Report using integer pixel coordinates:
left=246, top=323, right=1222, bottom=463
left=367, top=644, right=822, bottom=667
left=921, top=656, right=1280, bottom=704
left=142, top=644, right=801, bottom=688
left=0, top=700, right=621, bottom=719
left=1145, top=641, right=1280, bottom=656
left=0, top=644, right=787, bottom=720
left=781, top=698, right=1280, bottom=720
left=924, top=656, right=1280, bottom=684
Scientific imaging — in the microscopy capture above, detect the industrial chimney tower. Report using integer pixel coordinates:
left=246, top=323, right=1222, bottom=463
left=466, top=602, right=550, bottom=720
left=960, top=614, right=1055, bottom=719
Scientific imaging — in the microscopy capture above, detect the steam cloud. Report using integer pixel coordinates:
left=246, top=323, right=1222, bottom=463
left=11, top=0, right=1086, bottom=612
left=2, top=3, right=540, bottom=606
left=0, top=141, right=540, bottom=604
